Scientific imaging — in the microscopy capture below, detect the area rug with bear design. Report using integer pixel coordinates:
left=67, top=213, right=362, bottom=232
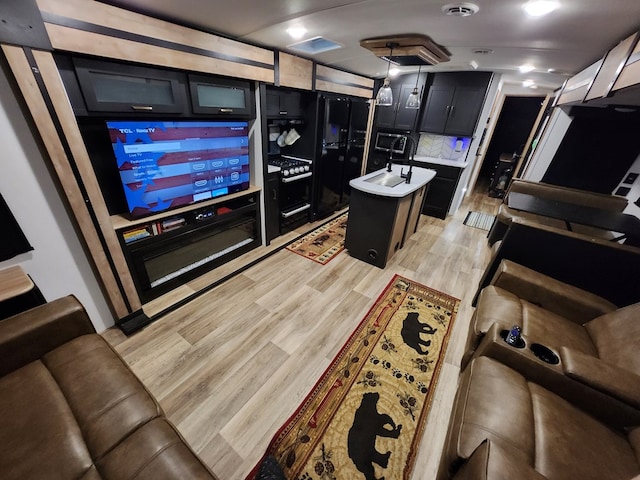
left=285, top=212, right=348, bottom=265
left=249, top=275, right=459, bottom=480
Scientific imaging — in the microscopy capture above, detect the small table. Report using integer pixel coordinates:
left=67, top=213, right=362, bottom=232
left=507, top=191, right=640, bottom=244
left=0, top=266, right=45, bottom=320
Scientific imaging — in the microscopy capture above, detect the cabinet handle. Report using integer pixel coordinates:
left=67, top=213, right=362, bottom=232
left=220, top=108, right=233, bottom=113
left=279, top=111, right=288, bottom=115
left=131, top=105, right=153, bottom=111
left=445, top=105, right=451, bottom=115
left=272, top=188, right=277, bottom=201
left=450, top=105, right=455, bottom=117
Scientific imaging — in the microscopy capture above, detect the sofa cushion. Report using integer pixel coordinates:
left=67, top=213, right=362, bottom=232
left=448, top=357, right=640, bottom=480
left=585, top=303, right=640, bottom=374
left=42, top=334, right=162, bottom=459
left=0, top=361, right=93, bottom=479
left=450, top=356, right=536, bottom=466
left=98, top=418, right=215, bottom=479
left=530, top=381, right=639, bottom=480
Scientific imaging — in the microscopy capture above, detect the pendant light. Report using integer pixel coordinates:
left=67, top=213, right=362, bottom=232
left=376, top=43, right=396, bottom=107
left=405, top=65, right=422, bottom=109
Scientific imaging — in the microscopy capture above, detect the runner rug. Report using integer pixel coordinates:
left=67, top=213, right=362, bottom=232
left=250, top=275, right=460, bottom=480
left=286, top=212, right=348, bottom=265
left=463, top=211, right=495, bottom=231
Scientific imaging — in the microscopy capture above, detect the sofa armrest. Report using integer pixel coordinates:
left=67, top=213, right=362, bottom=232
left=560, top=347, right=640, bottom=411
left=489, top=259, right=617, bottom=324
left=0, top=295, right=95, bottom=376
left=452, top=440, right=547, bottom=480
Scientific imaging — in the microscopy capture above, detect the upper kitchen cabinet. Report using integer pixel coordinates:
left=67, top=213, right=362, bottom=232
left=419, top=72, right=492, bottom=137
left=374, top=72, right=426, bottom=131
left=73, top=57, right=188, bottom=114
left=189, top=74, right=254, bottom=117
left=266, top=88, right=304, bottom=118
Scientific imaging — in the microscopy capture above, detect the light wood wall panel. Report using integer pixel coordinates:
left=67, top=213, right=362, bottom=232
left=614, top=40, right=640, bottom=92
left=32, top=50, right=141, bottom=311
left=37, top=0, right=274, bottom=83
left=44, top=24, right=274, bottom=83
left=278, top=52, right=313, bottom=90
left=1, top=44, right=129, bottom=318
left=315, top=64, right=374, bottom=98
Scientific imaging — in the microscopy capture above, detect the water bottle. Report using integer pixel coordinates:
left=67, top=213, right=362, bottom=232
left=505, top=325, right=521, bottom=346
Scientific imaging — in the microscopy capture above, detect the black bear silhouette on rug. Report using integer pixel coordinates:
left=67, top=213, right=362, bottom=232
left=400, top=312, right=437, bottom=355
left=348, top=392, right=402, bottom=480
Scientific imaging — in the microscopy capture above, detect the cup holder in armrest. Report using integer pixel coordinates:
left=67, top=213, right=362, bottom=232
left=530, top=343, right=559, bottom=364
left=500, top=329, right=525, bottom=348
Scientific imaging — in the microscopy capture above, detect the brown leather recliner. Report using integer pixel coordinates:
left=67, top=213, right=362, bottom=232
left=444, top=356, right=640, bottom=480
left=462, top=259, right=640, bottom=428
left=0, top=295, right=218, bottom=480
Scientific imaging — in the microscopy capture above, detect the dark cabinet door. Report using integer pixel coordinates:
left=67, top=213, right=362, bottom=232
left=394, top=85, right=421, bottom=131
left=445, top=86, right=486, bottom=136
left=265, top=90, right=303, bottom=117
left=422, top=177, right=456, bottom=219
left=420, top=85, right=455, bottom=134
left=73, top=58, right=187, bottom=114
left=189, top=74, right=254, bottom=116
left=265, top=173, right=280, bottom=243
left=420, top=72, right=491, bottom=136
left=373, top=85, right=401, bottom=129
left=374, top=84, right=420, bottom=130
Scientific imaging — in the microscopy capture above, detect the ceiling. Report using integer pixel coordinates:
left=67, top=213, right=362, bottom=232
left=105, top=0, right=640, bottom=90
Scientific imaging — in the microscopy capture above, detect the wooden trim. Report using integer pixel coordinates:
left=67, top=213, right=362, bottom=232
left=613, top=39, right=640, bottom=92
left=585, top=32, right=639, bottom=101
left=1, top=44, right=129, bottom=317
left=37, top=0, right=273, bottom=65
left=315, top=64, right=374, bottom=98
left=278, top=52, right=313, bottom=90
left=514, top=94, right=552, bottom=178
left=557, top=60, right=603, bottom=105
left=32, top=49, right=142, bottom=311
left=44, top=24, right=274, bottom=83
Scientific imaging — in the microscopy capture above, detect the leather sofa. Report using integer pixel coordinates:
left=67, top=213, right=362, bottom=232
left=444, top=356, right=640, bottom=480
left=487, top=179, right=628, bottom=245
left=462, top=259, right=640, bottom=427
left=0, top=295, right=218, bottom=480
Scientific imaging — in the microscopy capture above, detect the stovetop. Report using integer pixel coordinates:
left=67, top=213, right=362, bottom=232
left=268, top=155, right=312, bottom=177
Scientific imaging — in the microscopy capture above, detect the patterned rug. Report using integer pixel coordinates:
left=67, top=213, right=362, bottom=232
left=250, top=275, right=460, bottom=480
left=286, top=212, right=348, bottom=265
left=463, top=211, right=495, bottom=231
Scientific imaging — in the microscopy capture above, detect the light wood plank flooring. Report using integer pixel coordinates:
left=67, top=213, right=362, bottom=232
left=103, top=183, right=501, bottom=479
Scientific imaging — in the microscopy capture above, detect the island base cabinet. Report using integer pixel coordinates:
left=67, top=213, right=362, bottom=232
left=345, top=189, right=412, bottom=268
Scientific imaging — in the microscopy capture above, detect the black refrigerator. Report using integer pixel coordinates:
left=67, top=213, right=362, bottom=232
left=312, top=95, right=369, bottom=220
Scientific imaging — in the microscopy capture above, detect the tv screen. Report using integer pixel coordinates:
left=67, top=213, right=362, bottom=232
left=107, top=120, right=250, bottom=218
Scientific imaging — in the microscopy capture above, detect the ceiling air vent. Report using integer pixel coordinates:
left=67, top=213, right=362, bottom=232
left=442, top=3, right=479, bottom=16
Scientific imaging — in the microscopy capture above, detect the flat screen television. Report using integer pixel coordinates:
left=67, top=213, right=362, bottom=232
left=107, top=120, right=250, bottom=219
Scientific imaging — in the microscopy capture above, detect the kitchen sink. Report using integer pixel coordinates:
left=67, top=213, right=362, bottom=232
left=364, top=172, right=405, bottom=187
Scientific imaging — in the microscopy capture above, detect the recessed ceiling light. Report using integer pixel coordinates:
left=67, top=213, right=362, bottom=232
left=389, top=68, right=400, bottom=77
left=523, top=0, right=560, bottom=17
left=286, top=26, right=307, bottom=40
left=523, top=79, right=535, bottom=87
left=519, top=64, right=535, bottom=73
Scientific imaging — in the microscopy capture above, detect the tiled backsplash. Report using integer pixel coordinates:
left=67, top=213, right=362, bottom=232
left=416, top=133, right=471, bottom=160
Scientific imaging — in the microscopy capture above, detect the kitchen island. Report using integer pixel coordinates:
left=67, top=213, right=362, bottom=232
left=345, top=164, right=436, bottom=268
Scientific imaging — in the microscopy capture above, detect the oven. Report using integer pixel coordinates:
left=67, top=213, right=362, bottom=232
left=268, top=155, right=313, bottom=233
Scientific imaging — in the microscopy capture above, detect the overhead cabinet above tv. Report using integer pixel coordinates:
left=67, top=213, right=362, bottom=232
left=73, top=57, right=189, bottom=114
left=60, top=56, right=256, bottom=118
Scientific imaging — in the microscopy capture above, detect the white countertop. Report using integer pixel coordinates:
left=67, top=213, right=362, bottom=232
left=350, top=164, right=436, bottom=198
left=413, top=155, right=469, bottom=168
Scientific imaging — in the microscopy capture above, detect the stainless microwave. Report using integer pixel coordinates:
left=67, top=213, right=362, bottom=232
left=374, top=132, right=407, bottom=154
